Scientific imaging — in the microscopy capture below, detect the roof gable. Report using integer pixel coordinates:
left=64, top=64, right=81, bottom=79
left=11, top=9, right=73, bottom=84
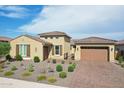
left=11, top=35, right=51, bottom=45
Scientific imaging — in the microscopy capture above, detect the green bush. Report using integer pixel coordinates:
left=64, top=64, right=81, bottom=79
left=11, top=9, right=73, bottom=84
left=37, top=75, right=46, bottom=81
left=6, top=54, right=12, bottom=61
left=16, top=55, right=23, bottom=61
left=52, top=59, right=56, bottom=64
left=0, top=67, right=4, bottom=72
left=47, top=77, right=57, bottom=83
left=121, top=64, right=124, bottom=68
left=68, top=65, right=74, bottom=72
left=61, top=60, right=65, bottom=64
left=22, top=71, right=32, bottom=77
left=4, top=71, right=14, bottom=76
left=56, top=64, right=63, bottom=72
left=28, top=64, right=34, bottom=72
left=59, top=72, right=67, bottom=78
left=34, top=56, right=40, bottom=63
left=72, top=63, right=76, bottom=69
left=118, top=56, right=124, bottom=64
left=11, top=65, right=17, bottom=71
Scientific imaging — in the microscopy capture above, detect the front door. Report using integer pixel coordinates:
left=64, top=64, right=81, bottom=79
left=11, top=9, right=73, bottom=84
left=43, top=46, right=49, bottom=60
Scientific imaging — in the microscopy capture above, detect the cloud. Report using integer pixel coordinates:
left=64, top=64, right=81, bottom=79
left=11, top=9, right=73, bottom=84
left=18, top=6, right=124, bottom=39
left=0, top=6, right=29, bottom=18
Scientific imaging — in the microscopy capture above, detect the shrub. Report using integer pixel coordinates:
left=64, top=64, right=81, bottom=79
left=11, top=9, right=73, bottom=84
left=59, top=72, right=67, bottom=79
left=56, top=64, right=63, bottom=72
left=4, top=71, right=14, bottom=76
left=16, top=55, right=23, bottom=61
left=34, top=56, right=40, bottom=63
left=121, top=64, right=124, bottom=68
left=72, top=63, right=76, bottom=69
left=61, top=60, right=65, bottom=64
left=52, top=59, right=56, bottom=64
left=22, top=71, right=32, bottom=77
left=47, top=77, right=57, bottom=83
left=28, top=64, right=34, bottom=72
left=68, top=65, right=74, bottom=72
left=11, top=65, right=17, bottom=71
left=118, top=56, right=123, bottom=64
left=6, top=54, right=12, bottom=61
left=0, top=67, right=4, bottom=72
left=37, top=75, right=46, bottom=81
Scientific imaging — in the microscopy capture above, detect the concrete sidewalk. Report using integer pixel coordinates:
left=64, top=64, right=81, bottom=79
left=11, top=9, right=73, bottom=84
left=0, top=77, right=63, bottom=88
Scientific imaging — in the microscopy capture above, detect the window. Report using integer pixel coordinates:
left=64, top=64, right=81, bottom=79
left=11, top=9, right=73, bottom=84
left=45, top=37, right=47, bottom=39
left=19, top=44, right=27, bottom=57
left=55, top=45, right=60, bottom=55
left=50, top=37, right=53, bottom=39
left=55, top=37, right=59, bottom=39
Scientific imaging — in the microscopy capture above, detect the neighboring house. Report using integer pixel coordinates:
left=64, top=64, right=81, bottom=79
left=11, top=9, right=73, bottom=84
left=10, top=32, right=116, bottom=62
left=71, top=37, right=116, bottom=62
left=0, top=36, right=11, bottom=42
left=10, top=31, right=71, bottom=61
left=115, top=40, right=124, bottom=57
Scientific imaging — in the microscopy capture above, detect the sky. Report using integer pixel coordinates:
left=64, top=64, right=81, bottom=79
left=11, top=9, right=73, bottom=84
left=0, top=5, right=124, bottom=40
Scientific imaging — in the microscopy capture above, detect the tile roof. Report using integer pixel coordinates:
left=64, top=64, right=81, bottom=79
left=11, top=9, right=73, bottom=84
left=0, top=36, right=12, bottom=42
left=11, top=35, right=52, bottom=45
left=116, top=40, right=124, bottom=45
left=38, top=31, right=71, bottom=38
left=72, top=37, right=116, bottom=44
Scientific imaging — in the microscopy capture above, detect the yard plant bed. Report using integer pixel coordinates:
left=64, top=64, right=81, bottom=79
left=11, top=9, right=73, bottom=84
left=0, top=60, right=77, bottom=87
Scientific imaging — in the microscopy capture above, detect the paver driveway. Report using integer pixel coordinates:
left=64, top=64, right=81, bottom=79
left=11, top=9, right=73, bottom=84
left=64, top=61, right=124, bottom=88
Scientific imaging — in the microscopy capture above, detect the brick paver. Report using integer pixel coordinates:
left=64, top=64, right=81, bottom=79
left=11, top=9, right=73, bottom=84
left=64, top=61, right=124, bottom=88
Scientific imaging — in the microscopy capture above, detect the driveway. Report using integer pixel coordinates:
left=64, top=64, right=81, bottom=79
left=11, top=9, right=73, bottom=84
left=63, top=61, right=124, bottom=88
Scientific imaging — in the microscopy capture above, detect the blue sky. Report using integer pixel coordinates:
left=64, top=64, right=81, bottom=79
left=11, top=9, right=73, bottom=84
left=0, top=5, right=124, bottom=40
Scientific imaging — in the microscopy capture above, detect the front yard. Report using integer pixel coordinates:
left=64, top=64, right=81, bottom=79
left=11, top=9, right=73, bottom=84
left=0, top=59, right=77, bottom=86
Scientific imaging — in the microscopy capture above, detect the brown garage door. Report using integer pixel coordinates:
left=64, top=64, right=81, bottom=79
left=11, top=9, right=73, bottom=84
left=81, top=47, right=109, bottom=62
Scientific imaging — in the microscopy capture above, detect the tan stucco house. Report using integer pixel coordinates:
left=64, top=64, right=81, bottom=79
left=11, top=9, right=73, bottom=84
left=10, top=31, right=71, bottom=61
left=10, top=31, right=116, bottom=62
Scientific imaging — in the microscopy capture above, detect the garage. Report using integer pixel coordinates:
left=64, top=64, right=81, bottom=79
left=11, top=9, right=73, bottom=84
left=73, top=37, right=115, bottom=62
left=81, top=47, right=109, bottom=62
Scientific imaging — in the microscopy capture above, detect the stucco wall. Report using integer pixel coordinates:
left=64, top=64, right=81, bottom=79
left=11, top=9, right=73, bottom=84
left=40, top=36, right=70, bottom=59
left=10, top=36, right=44, bottom=61
left=74, top=44, right=115, bottom=62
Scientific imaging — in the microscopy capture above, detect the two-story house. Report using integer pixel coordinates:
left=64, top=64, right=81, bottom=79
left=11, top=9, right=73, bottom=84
left=10, top=31, right=71, bottom=61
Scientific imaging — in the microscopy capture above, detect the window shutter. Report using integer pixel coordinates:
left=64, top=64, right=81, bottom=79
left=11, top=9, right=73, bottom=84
left=16, top=45, right=19, bottom=56
left=60, top=45, right=62, bottom=56
left=52, top=46, right=54, bottom=55
left=27, top=45, right=30, bottom=57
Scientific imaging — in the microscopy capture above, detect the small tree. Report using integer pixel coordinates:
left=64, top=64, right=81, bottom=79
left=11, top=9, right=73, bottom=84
left=0, top=42, right=11, bottom=57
